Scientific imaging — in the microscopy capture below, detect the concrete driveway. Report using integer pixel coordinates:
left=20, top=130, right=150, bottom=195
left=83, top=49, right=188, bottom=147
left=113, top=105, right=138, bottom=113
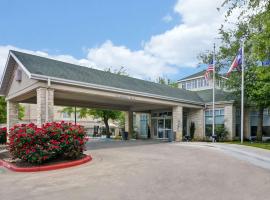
left=1, top=140, right=270, bottom=200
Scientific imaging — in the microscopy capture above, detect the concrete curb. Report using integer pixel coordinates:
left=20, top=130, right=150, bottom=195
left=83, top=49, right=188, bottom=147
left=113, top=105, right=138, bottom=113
left=0, top=155, right=92, bottom=172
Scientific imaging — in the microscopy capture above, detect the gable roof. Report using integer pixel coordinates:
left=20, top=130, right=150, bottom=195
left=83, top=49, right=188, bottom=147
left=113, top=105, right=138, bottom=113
left=178, top=70, right=206, bottom=82
left=1, top=50, right=205, bottom=105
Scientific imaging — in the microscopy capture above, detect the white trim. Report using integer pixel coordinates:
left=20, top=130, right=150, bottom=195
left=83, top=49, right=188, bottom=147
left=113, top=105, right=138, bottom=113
left=0, top=52, right=11, bottom=89
left=30, top=73, right=204, bottom=106
left=177, top=75, right=205, bottom=83
left=205, top=101, right=234, bottom=106
left=178, top=75, right=228, bottom=83
left=45, top=89, right=48, bottom=122
left=10, top=51, right=32, bottom=78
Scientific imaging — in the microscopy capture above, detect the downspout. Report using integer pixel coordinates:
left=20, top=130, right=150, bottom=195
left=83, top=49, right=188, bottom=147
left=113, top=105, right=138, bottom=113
left=46, top=78, right=51, bottom=122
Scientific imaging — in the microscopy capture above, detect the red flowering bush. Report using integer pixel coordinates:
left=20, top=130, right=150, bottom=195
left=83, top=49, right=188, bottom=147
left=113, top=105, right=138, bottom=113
left=8, top=122, right=88, bottom=164
left=0, top=127, right=7, bottom=144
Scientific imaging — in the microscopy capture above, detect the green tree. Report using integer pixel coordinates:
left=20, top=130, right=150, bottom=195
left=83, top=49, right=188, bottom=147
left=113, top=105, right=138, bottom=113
left=88, top=109, right=122, bottom=137
left=61, top=67, right=128, bottom=137
left=61, top=107, right=123, bottom=138
left=0, top=97, right=6, bottom=123
left=156, top=76, right=178, bottom=88
left=201, top=0, right=270, bottom=140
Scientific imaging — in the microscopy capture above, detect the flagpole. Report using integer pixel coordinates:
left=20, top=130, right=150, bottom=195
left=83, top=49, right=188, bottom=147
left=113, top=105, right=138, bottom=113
left=212, top=43, right=216, bottom=142
left=241, top=40, right=245, bottom=144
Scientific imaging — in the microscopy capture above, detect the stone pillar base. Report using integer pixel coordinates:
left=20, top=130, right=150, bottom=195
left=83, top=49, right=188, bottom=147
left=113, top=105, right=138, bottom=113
left=125, top=111, right=133, bottom=139
left=36, top=88, right=54, bottom=127
left=173, top=106, right=183, bottom=142
left=7, top=101, right=19, bottom=132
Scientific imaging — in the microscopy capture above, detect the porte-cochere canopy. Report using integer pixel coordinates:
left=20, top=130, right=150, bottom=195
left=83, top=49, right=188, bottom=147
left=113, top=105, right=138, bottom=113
left=0, top=50, right=231, bottom=140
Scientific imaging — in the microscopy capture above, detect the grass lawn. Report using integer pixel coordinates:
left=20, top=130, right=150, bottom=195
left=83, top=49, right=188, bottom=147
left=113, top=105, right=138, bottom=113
left=229, top=141, right=270, bottom=151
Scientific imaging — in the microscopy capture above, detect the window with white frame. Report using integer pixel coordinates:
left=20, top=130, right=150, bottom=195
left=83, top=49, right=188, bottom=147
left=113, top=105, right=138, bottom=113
left=205, top=108, right=225, bottom=136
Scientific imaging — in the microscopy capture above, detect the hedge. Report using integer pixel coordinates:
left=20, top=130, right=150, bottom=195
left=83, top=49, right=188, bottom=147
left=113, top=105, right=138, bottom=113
left=8, top=122, right=88, bottom=164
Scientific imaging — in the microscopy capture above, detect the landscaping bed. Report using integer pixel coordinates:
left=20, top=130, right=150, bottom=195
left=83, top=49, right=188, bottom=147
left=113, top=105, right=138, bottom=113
left=0, top=122, right=92, bottom=172
left=0, top=151, right=91, bottom=172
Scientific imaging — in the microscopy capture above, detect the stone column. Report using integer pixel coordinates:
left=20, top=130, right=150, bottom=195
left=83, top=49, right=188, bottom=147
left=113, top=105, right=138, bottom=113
left=47, top=89, right=54, bottom=122
left=36, top=88, right=54, bottom=127
left=173, top=106, right=183, bottom=142
left=224, top=104, right=235, bottom=140
left=188, top=108, right=204, bottom=140
left=125, top=111, right=133, bottom=139
left=7, top=101, right=19, bottom=132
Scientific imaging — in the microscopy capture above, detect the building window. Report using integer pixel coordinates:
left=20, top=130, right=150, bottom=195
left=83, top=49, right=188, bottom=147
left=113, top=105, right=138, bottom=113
left=247, top=108, right=270, bottom=137
left=205, top=109, right=225, bottom=137
left=186, top=81, right=191, bottom=89
left=263, top=109, right=270, bottom=136
left=182, top=82, right=186, bottom=89
left=197, top=78, right=202, bottom=87
left=139, top=114, right=149, bottom=137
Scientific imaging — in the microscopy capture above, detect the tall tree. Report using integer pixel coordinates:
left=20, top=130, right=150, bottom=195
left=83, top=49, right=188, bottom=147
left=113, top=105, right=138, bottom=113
left=222, top=0, right=270, bottom=140
left=199, top=0, right=270, bottom=140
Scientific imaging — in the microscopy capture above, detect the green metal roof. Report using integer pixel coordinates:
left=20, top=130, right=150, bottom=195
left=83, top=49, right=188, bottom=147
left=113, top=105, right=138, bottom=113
left=178, top=70, right=206, bottom=81
left=11, top=50, right=205, bottom=104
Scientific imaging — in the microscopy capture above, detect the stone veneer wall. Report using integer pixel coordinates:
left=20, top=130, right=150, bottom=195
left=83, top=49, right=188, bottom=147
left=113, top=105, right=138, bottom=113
left=7, top=101, right=19, bottom=133
left=224, top=104, right=235, bottom=140
left=188, top=108, right=204, bottom=140
left=173, top=106, right=183, bottom=141
left=36, top=88, right=54, bottom=127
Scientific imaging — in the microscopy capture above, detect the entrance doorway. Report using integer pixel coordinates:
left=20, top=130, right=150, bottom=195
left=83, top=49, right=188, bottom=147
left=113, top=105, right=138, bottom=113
left=152, top=112, right=172, bottom=139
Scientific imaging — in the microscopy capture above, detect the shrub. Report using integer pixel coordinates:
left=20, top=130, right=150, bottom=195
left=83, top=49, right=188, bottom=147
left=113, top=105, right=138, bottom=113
left=8, top=122, right=88, bottom=164
left=0, top=127, right=7, bottom=144
left=189, top=122, right=195, bottom=140
left=215, top=126, right=229, bottom=142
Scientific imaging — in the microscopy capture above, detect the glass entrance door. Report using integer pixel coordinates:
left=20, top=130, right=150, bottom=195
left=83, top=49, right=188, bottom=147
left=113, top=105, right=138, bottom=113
left=164, top=119, right=172, bottom=138
left=152, top=118, right=172, bottom=139
left=158, top=119, right=164, bottom=138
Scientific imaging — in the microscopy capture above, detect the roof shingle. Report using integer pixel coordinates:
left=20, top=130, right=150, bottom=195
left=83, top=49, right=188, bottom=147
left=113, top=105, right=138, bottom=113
left=11, top=50, right=204, bottom=104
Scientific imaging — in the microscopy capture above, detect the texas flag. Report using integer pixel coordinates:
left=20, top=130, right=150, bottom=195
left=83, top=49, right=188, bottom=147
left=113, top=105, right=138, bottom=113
left=227, top=48, right=242, bottom=76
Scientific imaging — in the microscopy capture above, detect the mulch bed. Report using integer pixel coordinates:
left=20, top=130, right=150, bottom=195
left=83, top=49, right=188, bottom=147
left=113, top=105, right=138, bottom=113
left=0, top=151, right=87, bottom=168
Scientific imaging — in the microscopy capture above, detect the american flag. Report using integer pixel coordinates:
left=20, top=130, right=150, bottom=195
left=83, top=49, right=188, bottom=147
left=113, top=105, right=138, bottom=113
left=204, top=61, right=214, bottom=80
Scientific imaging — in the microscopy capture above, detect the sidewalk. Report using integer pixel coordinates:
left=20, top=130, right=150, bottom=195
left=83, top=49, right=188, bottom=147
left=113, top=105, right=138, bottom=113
left=177, top=142, right=270, bottom=170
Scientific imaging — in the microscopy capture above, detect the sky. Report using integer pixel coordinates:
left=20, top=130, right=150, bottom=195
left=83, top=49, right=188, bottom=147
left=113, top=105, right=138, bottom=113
left=0, top=0, right=228, bottom=82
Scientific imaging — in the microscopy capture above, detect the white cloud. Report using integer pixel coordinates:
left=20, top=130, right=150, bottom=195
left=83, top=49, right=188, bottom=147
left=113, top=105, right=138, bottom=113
left=162, top=14, right=173, bottom=23
left=86, top=40, right=176, bottom=79
left=145, top=0, right=225, bottom=67
left=0, top=0, right=229, bottom=80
